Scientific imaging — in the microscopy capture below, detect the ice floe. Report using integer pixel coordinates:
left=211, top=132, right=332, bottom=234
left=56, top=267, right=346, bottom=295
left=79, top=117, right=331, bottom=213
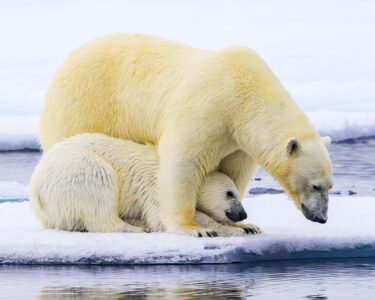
left=0, top=194, right=374, bottom=264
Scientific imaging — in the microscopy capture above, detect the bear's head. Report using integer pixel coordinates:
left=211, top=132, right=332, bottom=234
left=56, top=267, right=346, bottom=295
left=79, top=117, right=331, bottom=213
left=197, top=172, right=247, bottom=223
left=283, top=135, right=333, bottom=223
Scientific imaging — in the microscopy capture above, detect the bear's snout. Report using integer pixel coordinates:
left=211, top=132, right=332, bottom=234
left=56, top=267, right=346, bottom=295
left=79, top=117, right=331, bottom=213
left=301, top=203, right=327, bottom=224
left=225, top=205, right=247, bottom=222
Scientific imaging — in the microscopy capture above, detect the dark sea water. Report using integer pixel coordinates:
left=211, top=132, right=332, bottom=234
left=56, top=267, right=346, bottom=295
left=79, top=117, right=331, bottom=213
left=1, top=259, right=375, bottom=299
left=251, top=137, right=375, bottom=197
left=1, top=138, right=374, bottom=196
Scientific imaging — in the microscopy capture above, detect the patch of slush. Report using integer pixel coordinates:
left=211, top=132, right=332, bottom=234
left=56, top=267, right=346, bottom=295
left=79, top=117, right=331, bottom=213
left=0, top=194, right=374, bottom=265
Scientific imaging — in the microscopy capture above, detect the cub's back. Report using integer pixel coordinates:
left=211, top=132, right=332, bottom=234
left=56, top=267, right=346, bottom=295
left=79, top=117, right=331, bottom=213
left=47, top=133, right=158, bottom=169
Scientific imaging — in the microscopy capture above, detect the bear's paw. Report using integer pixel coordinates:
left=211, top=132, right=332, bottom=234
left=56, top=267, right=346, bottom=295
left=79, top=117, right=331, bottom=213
left=168, top=225, right=218, bottom=238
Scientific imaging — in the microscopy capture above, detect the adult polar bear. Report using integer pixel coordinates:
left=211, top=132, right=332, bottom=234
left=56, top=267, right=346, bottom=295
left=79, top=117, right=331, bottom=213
left=40, top=34, right=333, bottom=237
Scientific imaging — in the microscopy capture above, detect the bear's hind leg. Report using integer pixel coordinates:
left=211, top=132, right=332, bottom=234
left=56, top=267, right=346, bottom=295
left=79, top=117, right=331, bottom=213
left=85, top=214, right=146, bottom=233
left=78, top=155, right=146, bottom=233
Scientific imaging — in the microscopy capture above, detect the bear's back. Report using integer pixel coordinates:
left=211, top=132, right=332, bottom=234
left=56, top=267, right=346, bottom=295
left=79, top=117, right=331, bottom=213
left=39, top=34, right=214, bottom=151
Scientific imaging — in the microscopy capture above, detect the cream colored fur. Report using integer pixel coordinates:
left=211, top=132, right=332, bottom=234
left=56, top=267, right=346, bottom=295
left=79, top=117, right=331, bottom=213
left=40, top=34, right=332, bottom=235
left=29, top=134, right=259, bottom=237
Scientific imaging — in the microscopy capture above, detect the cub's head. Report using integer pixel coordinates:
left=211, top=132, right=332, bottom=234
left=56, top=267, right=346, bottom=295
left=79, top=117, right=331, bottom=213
left=197, top=172, right=247, bottom=223
left=284, top=136, right=333, bottom=224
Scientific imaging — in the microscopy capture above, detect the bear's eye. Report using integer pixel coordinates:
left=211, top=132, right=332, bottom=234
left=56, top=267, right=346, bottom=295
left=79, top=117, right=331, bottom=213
left=226, top=191, right=235, bottom=198
left=312, top=185, right=322, bottom=192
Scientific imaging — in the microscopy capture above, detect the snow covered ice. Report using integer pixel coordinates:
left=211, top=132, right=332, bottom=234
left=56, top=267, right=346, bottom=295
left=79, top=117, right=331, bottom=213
left=0, top=0, right=374, bottom=266
left=0, top=181, right=28, bottom=203
left=0, top=194, right=374, bottom=264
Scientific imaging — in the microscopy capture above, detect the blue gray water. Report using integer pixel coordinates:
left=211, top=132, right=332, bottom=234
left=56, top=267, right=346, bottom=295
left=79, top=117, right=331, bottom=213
left=0, top=259, right=374, bottom=299
left=1, top=137, right=374, bottom=196
left=250, top=137, right=375, bottom=197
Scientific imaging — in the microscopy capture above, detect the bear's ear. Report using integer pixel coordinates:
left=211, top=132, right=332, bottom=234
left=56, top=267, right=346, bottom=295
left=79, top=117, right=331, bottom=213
left=286, top=138, right=300, bottom=157
left=321, top=136, right=331, bottom=148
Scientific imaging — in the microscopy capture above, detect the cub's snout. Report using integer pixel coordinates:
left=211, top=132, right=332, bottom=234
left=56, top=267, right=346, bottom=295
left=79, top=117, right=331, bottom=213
left=225, top=204, right=247, bottom=222
left=197, top=172, right=248, bottom=224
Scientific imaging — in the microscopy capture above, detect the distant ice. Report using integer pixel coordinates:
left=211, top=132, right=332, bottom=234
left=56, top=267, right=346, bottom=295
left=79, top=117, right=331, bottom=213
left=0, top=181, right=28, bottom=202
left=309, top=111, right=375, bottom=141
left=1, top=112, right=375, bottom=151
left=0, top=116, right=39, bottom=151
left=0, top=194, right=374, bottom=264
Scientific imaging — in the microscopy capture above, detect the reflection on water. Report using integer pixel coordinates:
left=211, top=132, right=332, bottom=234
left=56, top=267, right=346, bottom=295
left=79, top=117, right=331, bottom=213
left=1, top=259, right=374, bottom=299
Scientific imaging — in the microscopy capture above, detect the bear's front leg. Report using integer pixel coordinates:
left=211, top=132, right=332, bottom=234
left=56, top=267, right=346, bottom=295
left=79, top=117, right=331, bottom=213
left=219, top=150, right=257, bottom=199
left=157, top=147, right=217, bottom=238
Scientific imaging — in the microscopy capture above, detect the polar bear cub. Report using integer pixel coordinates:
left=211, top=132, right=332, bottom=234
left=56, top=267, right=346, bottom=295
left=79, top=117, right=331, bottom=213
left=29, top=134, right=259, bottom=237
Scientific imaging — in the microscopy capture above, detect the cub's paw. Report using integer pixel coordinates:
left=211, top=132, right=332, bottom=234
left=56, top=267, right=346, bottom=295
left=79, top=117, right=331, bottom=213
left=215, top=225, right=248, bottom=237
left=126, top=225, right=148, bottom=233
left=168, top=225, right=218, bottom=238
left=234, top=223, right=262, bottom=235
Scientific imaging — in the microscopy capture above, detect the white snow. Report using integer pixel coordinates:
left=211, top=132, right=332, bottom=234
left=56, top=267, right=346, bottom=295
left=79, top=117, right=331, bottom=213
left=0, top=181, right=28, bottom=202
left=0, top=194, right=374, bottom=264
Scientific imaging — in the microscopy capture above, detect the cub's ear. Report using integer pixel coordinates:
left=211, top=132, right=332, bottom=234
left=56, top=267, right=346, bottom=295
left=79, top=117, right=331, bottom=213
left=321, top=136, right=331, bottom=148
left=286, top=138, right=300, bottom=157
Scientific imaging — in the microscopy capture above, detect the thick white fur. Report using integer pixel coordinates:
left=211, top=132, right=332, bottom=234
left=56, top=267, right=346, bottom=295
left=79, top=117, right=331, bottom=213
left=39, top=34, right=332, bottom=235
left=29, top=134, right=256, bottom=236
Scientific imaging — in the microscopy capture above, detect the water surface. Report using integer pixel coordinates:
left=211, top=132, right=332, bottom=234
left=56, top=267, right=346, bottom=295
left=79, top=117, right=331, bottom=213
left=1, top=138, right=374, bottom=196
left=1, top=259, right=374, bottom=299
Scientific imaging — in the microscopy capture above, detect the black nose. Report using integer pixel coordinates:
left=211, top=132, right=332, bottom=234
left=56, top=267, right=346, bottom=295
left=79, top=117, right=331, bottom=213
left=225, top=209, right=247, bottom=222
left=302, top=204, right=327, bottom=224
left=313, top=217, right=327, bottom=224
